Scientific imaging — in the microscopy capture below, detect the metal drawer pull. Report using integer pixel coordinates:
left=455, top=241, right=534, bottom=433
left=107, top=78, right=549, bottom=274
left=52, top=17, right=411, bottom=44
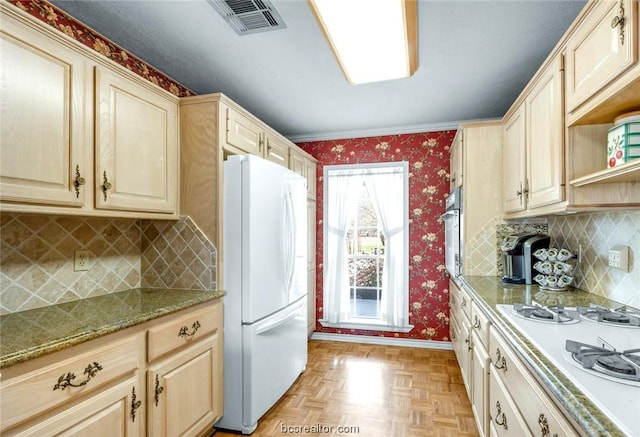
left=465, top=336, right=472, bottom=351
left=53, top=361, right=103, bottom=391
left=494, top=348, right=508, bottom=371
left=178, top=320, right=201, bottom=337
left=131, top=387, right=142, bottom=422
left=611, top=0, right=625, bottom=45
left=473, top=315, right=481, bottom=329
left=461, top=297, right=467, bottom=308
left=538, top=414, right=558, bottom=437
left=154, top=374, right=164, bottom=406
left=101, top=171, right=112, bottom=201
left=494, top=401, right=508, bottom=429
left=73, top=165, right=85, bottom=198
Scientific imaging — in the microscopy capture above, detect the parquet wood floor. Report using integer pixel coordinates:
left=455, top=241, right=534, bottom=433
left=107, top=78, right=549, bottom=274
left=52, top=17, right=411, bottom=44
left=213, top=340, right=479, bottom=437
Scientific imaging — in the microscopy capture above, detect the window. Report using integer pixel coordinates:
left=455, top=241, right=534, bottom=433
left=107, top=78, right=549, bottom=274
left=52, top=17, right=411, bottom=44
left=320, top=162, right=412, bottom=332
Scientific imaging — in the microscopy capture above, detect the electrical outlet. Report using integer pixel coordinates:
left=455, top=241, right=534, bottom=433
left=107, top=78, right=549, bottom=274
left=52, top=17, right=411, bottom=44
left=608, top=245, right=630, bottom=272
left=74, top=250, right=91, bottom=272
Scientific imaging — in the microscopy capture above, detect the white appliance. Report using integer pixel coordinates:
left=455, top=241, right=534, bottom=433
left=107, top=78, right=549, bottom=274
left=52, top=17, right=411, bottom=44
left=497, top=303, right=640, bottom=436
left=442, top=187, right=462, bottom=277
left=216, top=155, right=308, bottom=434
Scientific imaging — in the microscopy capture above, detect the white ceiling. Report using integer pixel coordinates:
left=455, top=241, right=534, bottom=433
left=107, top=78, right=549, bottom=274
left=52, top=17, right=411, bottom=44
left=50, top=0, right=586, bottom=141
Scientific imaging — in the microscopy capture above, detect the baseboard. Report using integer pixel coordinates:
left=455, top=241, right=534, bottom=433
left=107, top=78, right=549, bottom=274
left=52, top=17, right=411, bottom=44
left=309, top=332, right=454, bottom=350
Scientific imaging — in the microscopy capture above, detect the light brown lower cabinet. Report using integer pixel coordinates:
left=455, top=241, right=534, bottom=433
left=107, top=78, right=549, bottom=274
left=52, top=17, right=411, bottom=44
left=450, top=281, right=580, bottom=437
left=0, top=299, right=222, bottom=437
left=489, top=326, right=579, bottom=437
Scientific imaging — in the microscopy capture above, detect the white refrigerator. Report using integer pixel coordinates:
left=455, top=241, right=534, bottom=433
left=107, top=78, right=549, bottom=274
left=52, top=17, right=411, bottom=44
left=216, top=154, right=308, bottom=434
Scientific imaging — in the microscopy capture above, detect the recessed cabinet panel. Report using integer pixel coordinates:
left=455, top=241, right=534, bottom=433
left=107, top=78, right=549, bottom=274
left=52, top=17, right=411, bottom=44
left=502, top=105, right=527, bottom=214
left=526, top=55, right=564, bottom=209
left=565, top=0, right=637, bottom=114
left=147, top=339, right=218, bottom=437
left=449, top=130, right=463, bottom=190
left=0, top=24, right=86, bottom=207
left=95, top=67, right=178, bottom=213
left=264, top=132, right=288, bottom=166
left=226, top=107, right=262, bottom=156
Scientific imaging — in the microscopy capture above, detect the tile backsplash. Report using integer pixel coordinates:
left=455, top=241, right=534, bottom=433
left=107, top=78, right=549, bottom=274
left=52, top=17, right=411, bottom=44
left=549, top=210, right=640, bottom=308
left=465, top=210, right=639, bottom=309
left=0, top=214, right=217, bottom=315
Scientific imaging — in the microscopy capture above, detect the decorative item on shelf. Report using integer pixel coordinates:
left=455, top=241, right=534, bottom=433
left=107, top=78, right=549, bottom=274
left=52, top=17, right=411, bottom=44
left=532, top=248, right=576, bottom=291
left=607, top=110, right=640, bottom=168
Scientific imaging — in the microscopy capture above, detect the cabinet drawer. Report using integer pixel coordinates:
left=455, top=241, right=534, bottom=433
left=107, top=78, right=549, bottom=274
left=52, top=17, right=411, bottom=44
left=489, top=328, right=579, bottom=436
left=471, top=303, right=491, bottom=350
left=1, top=334, right=140, bottom=431
left=449, top=279, right=471, bottom=322
left=147, top=301, right=222, bottom=362
left=489, top=367, right=532, bottom=437
left=459, top=284, right=472, bottom=321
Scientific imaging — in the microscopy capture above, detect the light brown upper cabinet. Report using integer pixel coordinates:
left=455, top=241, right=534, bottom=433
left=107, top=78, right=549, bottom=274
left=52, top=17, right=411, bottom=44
left=503, top=54, right=566, bottom=217
left=525, top=54, right=565, bottom=210
left=263, top=131, right=290, bottom=166
left=0, top=13, right=88, bottom=208
left=565, top=0, right=638, bottom=121
left=226, top=107, right=263, bottom=156
left=449, top=130, right=463, bottom=191
left=502, top=105, right=527, bottom=214
left=0, top=3, right=180, bottom=219
left=95, top=67, right=178, bottom=214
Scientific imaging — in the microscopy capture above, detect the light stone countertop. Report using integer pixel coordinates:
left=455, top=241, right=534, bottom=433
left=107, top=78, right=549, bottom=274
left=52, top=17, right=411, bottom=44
left=0, top=288, right=224, bottom=369
left=458, top=275, right=635, bottom=437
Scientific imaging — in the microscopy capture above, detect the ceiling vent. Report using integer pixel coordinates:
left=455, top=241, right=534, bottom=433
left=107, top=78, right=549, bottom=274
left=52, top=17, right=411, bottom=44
left=208, top=0, right=287, bottom=35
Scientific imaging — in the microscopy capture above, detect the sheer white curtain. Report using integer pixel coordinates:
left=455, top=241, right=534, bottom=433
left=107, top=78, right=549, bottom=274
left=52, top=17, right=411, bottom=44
left=364, top=169, right=408, bottom=328
left=323, top=174, right=362, bottom=324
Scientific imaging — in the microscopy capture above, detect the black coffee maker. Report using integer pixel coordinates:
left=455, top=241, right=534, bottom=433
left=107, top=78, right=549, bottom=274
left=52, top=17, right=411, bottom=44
left=501, top=234, right=550, bottom=284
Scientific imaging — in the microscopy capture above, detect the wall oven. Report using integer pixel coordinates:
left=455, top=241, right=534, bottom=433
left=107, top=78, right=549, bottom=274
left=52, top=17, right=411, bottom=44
left=442, top=187, right=462, bottom=278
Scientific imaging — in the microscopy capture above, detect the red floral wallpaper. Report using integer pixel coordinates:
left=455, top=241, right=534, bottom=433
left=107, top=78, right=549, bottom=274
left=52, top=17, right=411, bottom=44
left=298, top=131, right=456, bottom=342
left=9, top=0, right=194, bottom=97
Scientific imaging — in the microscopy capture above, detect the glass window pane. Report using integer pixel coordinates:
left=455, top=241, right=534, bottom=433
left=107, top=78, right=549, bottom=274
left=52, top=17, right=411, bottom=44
left=347, top=258, right=356, bottom=285
left=345, top=229, right=355, bottom=255
left=355, top=258, right=378, bottom=287
left=377, top=259, right=384, bottom=286
left=356, top=229, right=379, bottom=255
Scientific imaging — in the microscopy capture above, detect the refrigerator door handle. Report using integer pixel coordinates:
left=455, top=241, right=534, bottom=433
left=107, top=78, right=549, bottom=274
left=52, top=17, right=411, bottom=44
left=283, top=190, right=296, bottom=296
left=254, top=299, right=305, bottom=335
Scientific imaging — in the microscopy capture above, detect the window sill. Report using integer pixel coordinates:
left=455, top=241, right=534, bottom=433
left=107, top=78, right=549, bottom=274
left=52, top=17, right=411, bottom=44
left=319, top=319, right=413, bottom=333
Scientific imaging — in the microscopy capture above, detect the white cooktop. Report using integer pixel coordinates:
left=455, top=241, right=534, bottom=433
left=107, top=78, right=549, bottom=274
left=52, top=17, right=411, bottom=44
left=496, top=304, right=640, bottom=437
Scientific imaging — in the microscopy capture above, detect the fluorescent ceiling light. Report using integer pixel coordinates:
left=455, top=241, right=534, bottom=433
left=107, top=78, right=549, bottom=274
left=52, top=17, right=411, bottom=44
left=308, top=0, right=418, bottom=85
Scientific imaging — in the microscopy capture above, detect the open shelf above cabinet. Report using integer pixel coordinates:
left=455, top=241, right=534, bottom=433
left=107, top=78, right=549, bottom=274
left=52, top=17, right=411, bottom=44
left=570, top=159, right=640, bottom=186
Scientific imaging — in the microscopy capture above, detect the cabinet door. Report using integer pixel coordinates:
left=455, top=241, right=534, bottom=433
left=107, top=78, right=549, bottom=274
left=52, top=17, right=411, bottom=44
left=307, top=200, right=317, bottom=335
left=264, top=132, right=289, bottom=166
left=450, top=130, right=463, bottom=190
left=304, top=158, right=317, bottom=200
left=307, top=267, right=316, bottom=335
left=565, top=0, right=637, bottom=113
left=226, top=107, right=263, bottom=156
left=526, top=55, right=565, bottom=209
left=489, top=368, right=533, bottom=437
left=0, top=19, right=87, bottom=207
left=95, top=67, right=178, bottom=214
left=289, top=148, right=305, bottom=176
left=5, top=377, right=142, bottom=437
left=450, top=314, right=471, bottom=397
left=471, top=333, right=490, bottom=437
left=502, top=105, right=527, bottom=213
left=148, top=336, right=222, bottom=437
